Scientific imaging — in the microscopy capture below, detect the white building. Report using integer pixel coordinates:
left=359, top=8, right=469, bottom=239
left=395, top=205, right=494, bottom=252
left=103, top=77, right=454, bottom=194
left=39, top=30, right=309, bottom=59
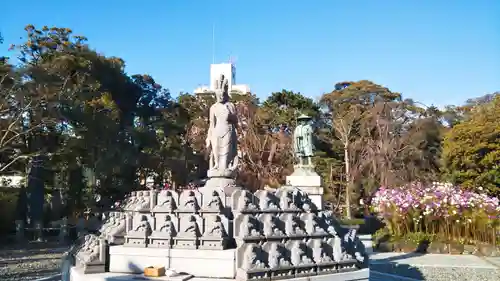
left=194, top=62, right=250, bottom=95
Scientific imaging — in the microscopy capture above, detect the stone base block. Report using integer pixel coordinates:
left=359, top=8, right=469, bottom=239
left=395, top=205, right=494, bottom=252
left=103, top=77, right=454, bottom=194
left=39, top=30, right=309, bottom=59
left=285, top=167, right=324, bottom=209
left=69, top=266, right=193, bottom=281
left=69, top=266, right=369, bottom=281
left=204, top=176, right=240, bottom=195
left=358, top=235, right=373, bottom=254
left=109, top=245, right=236, bottom=278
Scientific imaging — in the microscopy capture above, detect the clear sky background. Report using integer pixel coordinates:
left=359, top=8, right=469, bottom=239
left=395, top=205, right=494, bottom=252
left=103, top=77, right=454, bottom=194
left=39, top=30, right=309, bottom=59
left=1, top=0, right=499, bottom=107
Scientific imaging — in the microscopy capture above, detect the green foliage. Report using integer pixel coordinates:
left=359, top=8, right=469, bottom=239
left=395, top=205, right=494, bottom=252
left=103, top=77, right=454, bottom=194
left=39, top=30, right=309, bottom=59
left=1, top=23, right=498, bottom=224
left=442, top=95, right=500, bottom=196
left=260, top=90, right=320, bottom=130
left=0, top=188, right=20, bottom=234
left=338, top=218, right=365, bottom=226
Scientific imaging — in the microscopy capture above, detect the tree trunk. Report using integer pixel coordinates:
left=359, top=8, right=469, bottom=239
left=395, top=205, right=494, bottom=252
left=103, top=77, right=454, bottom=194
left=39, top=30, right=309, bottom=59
left=344, top=143, right=352, bottom=219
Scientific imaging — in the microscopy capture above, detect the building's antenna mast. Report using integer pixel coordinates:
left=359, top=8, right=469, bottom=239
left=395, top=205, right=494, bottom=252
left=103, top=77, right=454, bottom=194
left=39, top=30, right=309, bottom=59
left=212, top=23, right=215, bottom=64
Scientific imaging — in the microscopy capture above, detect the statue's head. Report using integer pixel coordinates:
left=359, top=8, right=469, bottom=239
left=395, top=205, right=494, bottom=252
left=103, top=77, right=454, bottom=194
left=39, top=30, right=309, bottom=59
left=215, top=74, right=229, bottom=103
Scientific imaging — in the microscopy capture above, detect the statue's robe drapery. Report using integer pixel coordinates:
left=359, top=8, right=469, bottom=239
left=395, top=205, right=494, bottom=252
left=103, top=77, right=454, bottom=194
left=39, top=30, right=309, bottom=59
left=293, top=124, right=314, bottom=157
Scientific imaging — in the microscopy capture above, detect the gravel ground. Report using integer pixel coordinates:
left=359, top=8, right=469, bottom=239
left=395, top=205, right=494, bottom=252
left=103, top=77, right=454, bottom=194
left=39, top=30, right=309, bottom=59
left=0, top=241, right=69, bottom=281
left=370, top=263, right=500, bottom=281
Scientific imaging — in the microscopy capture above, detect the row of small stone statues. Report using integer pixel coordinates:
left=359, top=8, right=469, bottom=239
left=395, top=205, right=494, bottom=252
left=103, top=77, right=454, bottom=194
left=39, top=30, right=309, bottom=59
left=98, top=211, right=230, bottom=249
left=72, top=234, right=107, bottom=274
left=235, top=210, right=345, bottom=241
left=236, top=230, right=366, bottom=280
left=98, top=210, right=345, bottom=250
left=120, top=187, right=317, bottom=214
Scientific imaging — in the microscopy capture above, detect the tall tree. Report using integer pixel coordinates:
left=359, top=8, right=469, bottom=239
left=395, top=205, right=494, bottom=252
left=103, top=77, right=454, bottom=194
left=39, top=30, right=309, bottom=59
left=321, top=80, right=402, bottom=218
left=442, top=94, right=500, bottom=196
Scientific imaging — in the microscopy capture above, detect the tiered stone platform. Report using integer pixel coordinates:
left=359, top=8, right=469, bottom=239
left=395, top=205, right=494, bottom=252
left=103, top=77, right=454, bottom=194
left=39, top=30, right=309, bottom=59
left=67, top=186, right=369, bottom=281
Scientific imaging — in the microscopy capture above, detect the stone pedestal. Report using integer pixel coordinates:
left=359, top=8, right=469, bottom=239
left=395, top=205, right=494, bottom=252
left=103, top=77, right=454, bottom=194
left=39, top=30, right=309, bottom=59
left=204, top=169, right=241, bottom=196
left=285, top=165, right=324, bottom=209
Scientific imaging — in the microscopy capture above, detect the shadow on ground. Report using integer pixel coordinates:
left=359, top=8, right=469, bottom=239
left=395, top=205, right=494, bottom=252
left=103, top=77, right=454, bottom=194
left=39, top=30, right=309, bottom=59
left=370, top=252, right=426, bottom=280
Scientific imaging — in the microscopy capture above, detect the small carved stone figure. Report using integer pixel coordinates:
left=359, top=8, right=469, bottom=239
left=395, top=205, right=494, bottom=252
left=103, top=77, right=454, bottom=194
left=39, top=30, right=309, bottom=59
left=124, top=192, right=137, bottom=209
left=290, top=243, right=313, bottom=266
left=158, top=192, right=174, bottom=208
left=312, top=239, right=332, bottom=263
left=240, top=216, right=260, bottom=237
left=100, top=215, right=115, bottom=233
left=76, top=235, right=100, bottom=264
left=243, top=245, right=266, bottom=270
left=263, top=216, right=284, bottom=237
left=268, top=243, right=290, bottom=269
left=183, top=216, right=199, bottom=237
left=134, top=215, right=151, bottom=233
left=280, top=192, right=299, bottom=210
left=285, top=216, right=306, bottom=236
left=206, top=216, right=226, bottom=237
left=239, top=195, right=258, bottom=211
left=207, top=191, right=223, bottom=210
left=332, top=236, right=343, bottom=262
left=184, top=191, right=199, bottom=210
left=158, top=216, right=176, bottom=236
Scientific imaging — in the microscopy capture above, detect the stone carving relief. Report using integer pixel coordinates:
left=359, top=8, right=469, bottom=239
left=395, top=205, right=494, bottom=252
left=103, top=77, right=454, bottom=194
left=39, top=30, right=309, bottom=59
left=153, top=190, right=178, bottom=212
left=125, top=214, right=152, bottom=247
left=100, top=212, right=126, bottom=244
left=275, top=189, right=300, bottom=212
left=254, top=190, right=280, bottom=212
left=68, top=187, right=369, bottom=278
left=201, top=190, right=224, bottom=212
left=318, top=210, right=342, bottom=236
left=231, top=190, right=259, bottom=213
left=203, top=214, right=228, bottom=237
left=306, top=239, right=337, bottom=274
left=200, top=214, right=229, bottom=250
left=178, top=190, right=201, bottom=212
left=259, top=214, right=285, bottom=239
left=286, top=240, right=316, bottom=277
left=326, top=236, right=347, bottom=262
left=293, top=189, right=316, bottom=212
left=262, top=242, right=293, bottom=279
left=74, top=234, right=106, bottom=273
left=122, top=192, right=137, bottom=210
left=236, top=244, right=268, bottom=280
left=149, top=214, right=178, bottom=248
left=300, top=213, right=327, bottom=236
left=131, top=191, right=152, bottom=212
left=344, top=228, right=366, bottom=263
left=174, top=214, right=202, bottom=249
left=234, top=214, right=262, bottom=243
left=280, top=213, right=307, bottom=237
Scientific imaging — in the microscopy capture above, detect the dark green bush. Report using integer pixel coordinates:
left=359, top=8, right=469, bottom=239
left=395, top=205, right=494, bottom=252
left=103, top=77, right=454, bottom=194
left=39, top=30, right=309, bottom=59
left=0, top=188, right=20, bottom=235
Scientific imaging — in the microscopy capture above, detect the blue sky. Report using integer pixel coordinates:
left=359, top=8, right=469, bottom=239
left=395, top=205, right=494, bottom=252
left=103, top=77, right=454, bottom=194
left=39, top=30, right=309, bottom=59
left=1, top=0, right=499, bottom=107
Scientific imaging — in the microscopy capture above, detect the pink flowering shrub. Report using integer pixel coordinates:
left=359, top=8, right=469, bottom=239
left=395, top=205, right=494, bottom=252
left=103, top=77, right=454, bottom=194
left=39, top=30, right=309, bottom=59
left=372, top=182, right=500, bottom=244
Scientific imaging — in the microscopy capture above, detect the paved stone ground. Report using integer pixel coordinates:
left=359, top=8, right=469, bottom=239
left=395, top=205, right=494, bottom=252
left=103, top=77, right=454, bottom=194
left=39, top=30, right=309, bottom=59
left=370, top=252, right=500, bottom=281
left=0, top=241, right=69, bottom=281
left=2, top=242, right=499, bottom=281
